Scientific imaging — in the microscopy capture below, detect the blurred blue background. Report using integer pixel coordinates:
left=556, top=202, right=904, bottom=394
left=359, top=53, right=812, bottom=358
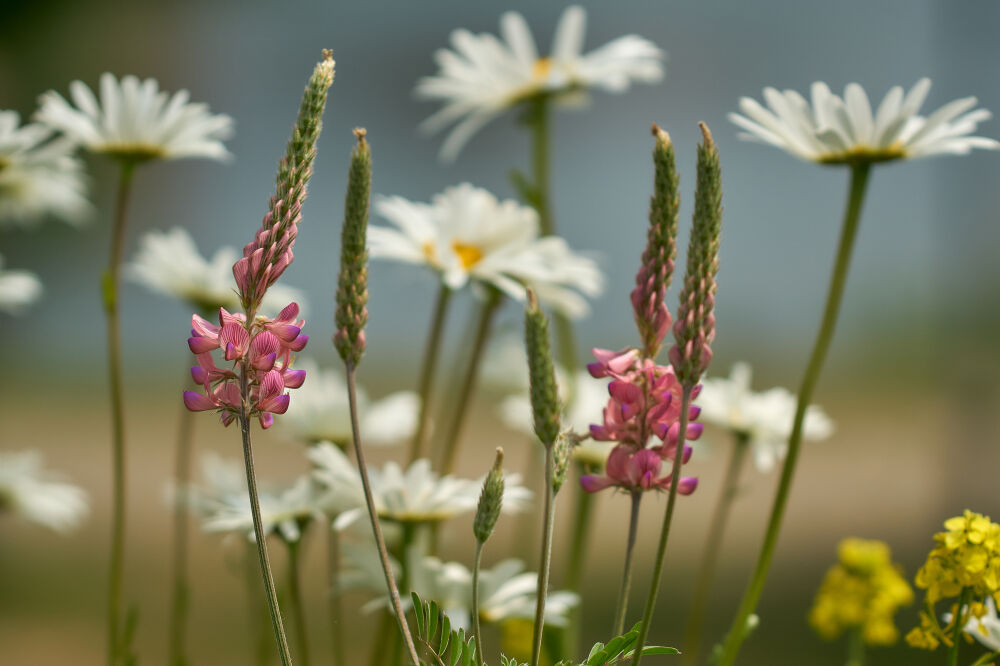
left=1, top=1, right=999, bottom=665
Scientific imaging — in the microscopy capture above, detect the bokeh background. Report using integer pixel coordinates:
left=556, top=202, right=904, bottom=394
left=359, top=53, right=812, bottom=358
left=2, top=0, right=999, bottom=664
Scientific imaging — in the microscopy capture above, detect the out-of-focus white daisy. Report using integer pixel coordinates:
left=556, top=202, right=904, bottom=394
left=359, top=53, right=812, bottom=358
left=0, top=253, right=44, bottom=315
left=944, top=596, right=1000, bottom=652
left=417, top=5, right=664, bottom=160
left=308, top=442, right=532, bottom=525
left=36, top=73, right=233, bottom=162
left=0, top=110, right=90, bottom=227
left=183, top=453, right=338, bottom=543
left=279, top=359, right=419, bottom=446
left=370, top=183, right=602, bottom=318
left=342, top=546, right=578, bottom=630
left=730, top=79, right=999, bottom=164
left=0, top=450, right=88, bottom=533
left=696, top=362, right=834, bottom=472
left=125, top=227, right=304, bottom=315
left=485, top=336, right=611, bottom=467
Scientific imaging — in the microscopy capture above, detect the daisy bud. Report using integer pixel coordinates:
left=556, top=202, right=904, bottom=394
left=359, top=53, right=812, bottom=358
left=237, top=51, right=336, bottom=311
left=334, top=129, right=372, bottom=367
left=524, top=290, right=561, bottom=448
left=473, top=447, right=505, bottom=543
left=670, top=123, right=722, bottom=387
left=631, top=123, right=679, bottom=359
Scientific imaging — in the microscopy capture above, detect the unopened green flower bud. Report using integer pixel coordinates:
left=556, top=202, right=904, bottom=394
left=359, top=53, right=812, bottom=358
left=670, top=122, right=723, bottom=386
left=334, top=129, right=372, bottom=367
left=474, top=448, right=505, bottom=543
left=524, top=290, right=561, bottom=448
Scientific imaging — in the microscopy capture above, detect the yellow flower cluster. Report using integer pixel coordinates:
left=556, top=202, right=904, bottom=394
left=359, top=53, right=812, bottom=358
left=809, top=538, right=914, bottom=645
left=906, top=510, right=1000, bottom=651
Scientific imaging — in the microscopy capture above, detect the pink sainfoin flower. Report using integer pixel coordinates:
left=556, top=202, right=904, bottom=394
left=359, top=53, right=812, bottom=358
left=581, top=347, right=702, bottom=494
left=183, top=303, right=308, bottom=428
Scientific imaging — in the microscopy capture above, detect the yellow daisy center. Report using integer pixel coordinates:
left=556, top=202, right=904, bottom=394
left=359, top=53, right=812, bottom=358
left=532, top=57, right=553, bottom=81
left=451, top=242, right=484, bottom=270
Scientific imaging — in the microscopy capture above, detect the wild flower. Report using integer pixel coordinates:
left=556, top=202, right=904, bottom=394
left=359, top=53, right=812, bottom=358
left=697, top=362, right=834, bottom=472
left=0, top=110, right=90, bottom=227
left=417, top=5, right=664, bottom=160
left=730, top=79, right=998, bottom=164
left=36, top=74, right=233, bottom=162
left=369, top=183, right=602, bottom=317
left=0, top=450, right=88, bottom=533
left=126, top=227, right=304, bottom=315
left=809, top=538, right=913, bottom=646
left=0, top=253, right=43, bottom=315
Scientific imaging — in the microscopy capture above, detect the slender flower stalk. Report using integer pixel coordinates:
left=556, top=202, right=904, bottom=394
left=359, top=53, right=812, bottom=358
left=327, top=527, right=346, bottom=666
left=947, top=588, right=972, bottom=666
left=634, top=123, right=722, bottom=666
left=437, top=288, right=503, bottom=474
left=561, top=462, right=596, bottom=655
left=847, top=628, right=865, bottom=666
left=335, top=129, right=420, bottom=666
left=168, top=388, right=196, bottom=666
left=472, top=542, right=487, bottom=666
left=612, top=491, right=642, bottom=636
left=407, top=284, right=452, bottom=463
left=523, top=290, right=562, bottom=666
left=286, top=537, right=311, bottom=666
left=104, top=160, right=134, bottom=666
left=715, top=163, right=871, bottom=666
left=681, top=432, right=749, bottom=666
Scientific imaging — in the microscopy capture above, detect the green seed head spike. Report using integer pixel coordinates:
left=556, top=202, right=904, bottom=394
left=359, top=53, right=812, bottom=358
left=334, top=128, right=372, bottom=367
left=524, top=289, right=561, bottom=449
left=473, top=447, right=505, bottom=543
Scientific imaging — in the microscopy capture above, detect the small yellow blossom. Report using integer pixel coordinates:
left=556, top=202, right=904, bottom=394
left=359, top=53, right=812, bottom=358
left=809, top=538, right=913, bottom=646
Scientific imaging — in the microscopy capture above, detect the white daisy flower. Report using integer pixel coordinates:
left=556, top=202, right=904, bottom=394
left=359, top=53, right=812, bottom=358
left=308, top=442, right=532, bottom=525
left=279, top=359, right=419, bottom=446
left=342, top=547, right=578, bottom=630
left=696, top=362, right=834, bottom=472
left=370, top=183, right=603, bottom=318
left=417, top=5, right=664, bottom=160
left=0, top=450, right=89, bottom=533
left=0, top=110, right=90, bottom=227
left=0, top=253, right=44, bottom=315
left=730, top=79, right=999, bottom=164
left=944, top=596, right=1000, bottom=652
left=36, top=73, right=233, bottom=162
left=125, top=227, right=304, bottom=315
left=183, top=453, right=338, bottom=543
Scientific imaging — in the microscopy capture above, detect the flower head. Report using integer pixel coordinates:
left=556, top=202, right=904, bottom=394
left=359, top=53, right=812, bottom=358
left=809, top=538, right=913, bottom=646
left=730, top=79, right=999, bottom=164
left=370, top=183, right=602, bottom=317
left=36, top=73, right=233, bottom=162
left=183, top=453, right=334, bottom=543
left=127, top=227, right=304, bottom=314
left=697, top=363, right=833, bottom=472
left=308, top=442, right=531, bottom=525
left=579, top=444, right=696, bottom=495
left=0, top=450, right=88, bottom=533
left=0, top=110, right=90, bottom=227
left=279, top=359, right=418, bottom=445
left=183, top=303, right=308, bottom=428
left=417, top=5, right=664, bottom=160
left=0, top=253, right=43, bottom=315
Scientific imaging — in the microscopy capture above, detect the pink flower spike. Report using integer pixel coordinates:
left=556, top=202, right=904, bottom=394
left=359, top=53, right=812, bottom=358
left=183, top=391, right=216, bottom=412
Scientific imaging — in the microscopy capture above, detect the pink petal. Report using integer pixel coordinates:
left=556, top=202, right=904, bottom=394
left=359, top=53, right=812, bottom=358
left=188, top=336, right=219, bottom=354
left=282, top=369, right=306, bottom=388
left=183, top=391, right=216, bottom=412
left=579, top=475, right=615, bottom=493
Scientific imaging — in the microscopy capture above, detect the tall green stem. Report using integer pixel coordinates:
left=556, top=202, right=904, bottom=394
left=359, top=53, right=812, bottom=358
left=287, top=537, right=311, bottom=666
left=715, top=163, right=872, bottom=666
left=408, top=285, right=452, bottom=464
left=947, top=588, right=971, bottom=666
left=473, top=541, right=487, bottom=666
left=529, top=445, right=556, bottom=666
left=327, top=526, right=346, bottom=666
left=168, top=377, right=196, bottom=666
left=681, top=432, right=750, bottom=666
left=437, top=290, right=502, bottom=475
left=104, top=161, right=134, bottom=666
left=345, top=364, right=420, bottom=665
left=846, top=627, right=865, bottom=666
left=525, top=97, right=578, bottom=377
left=246, top=540, right=271, bottom=666
left=562, top=463, right=597, bottom=655
left=238, top=364, right=294, bottom=666
left=612, top=492, right=643, bottom=636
